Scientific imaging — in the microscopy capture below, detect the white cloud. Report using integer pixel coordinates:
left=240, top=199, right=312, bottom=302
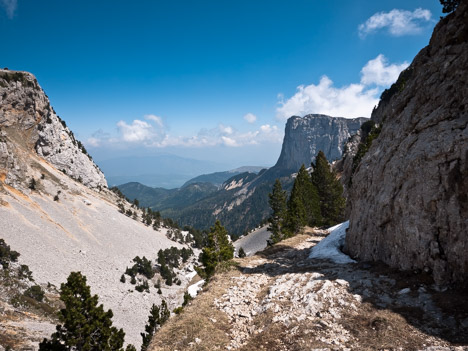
left=88, top=116, right=283, bottom=150
left=243, top=113, right=257, bottom=124
left=1, top=0, right=17, bottom=19
left=359, top=8, right=432, bottom=38
left=144, top=114, right=164, bottom=128
left=116, top=119, right=156, bottom=143
left=276, top=76, right=379, bottom=120
left=360, top=54, right=409, bottom=86
left=219, top=124, right=234, bottom=135
left=87, top=137, right=100, bottom=147
left=221, top=136, right=239, bottom=147
left=276, top=55, right=408, bottom=120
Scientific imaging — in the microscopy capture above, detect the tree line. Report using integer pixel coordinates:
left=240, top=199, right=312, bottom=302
left=268, top=150, right=345, bottom=244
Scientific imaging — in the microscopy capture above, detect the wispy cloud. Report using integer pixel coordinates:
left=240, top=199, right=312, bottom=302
left=276, top=54, right=408, bottom=120
left=87, top=116, right=283, bottom=149
left=144, top=114, right=164, bottom=128
left=358, top=8, right=432, bottom=38
left=1, top=0, right=17, bottom=19
left=243, top=113, right=257, bottom=124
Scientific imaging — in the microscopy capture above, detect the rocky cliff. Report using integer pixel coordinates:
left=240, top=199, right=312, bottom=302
left=346, top=4, right=468, bottom=285
left=0, top=69, right=107, bottom=189
left=271, top=114, right=368, bottom=176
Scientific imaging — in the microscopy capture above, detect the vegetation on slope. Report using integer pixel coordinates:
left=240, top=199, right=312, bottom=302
left=268, top=151, right=345, bottom=244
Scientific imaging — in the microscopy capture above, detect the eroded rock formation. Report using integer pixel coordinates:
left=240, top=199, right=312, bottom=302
left=0, top=70, right=107, bottom=189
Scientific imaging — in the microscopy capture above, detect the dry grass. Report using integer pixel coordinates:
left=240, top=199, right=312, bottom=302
left=149, top=266, right=241, bottom=351
left=341, top=303, right=448, bottom=350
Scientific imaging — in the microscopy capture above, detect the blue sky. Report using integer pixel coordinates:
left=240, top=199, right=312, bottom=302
left=1, top=0, right=442, bottom=169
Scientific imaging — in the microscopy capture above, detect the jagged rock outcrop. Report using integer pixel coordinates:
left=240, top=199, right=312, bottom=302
left=346, top=4, right=468, bottom=285
left=0, top=69, right=107, bottom=189
left=270, top=114, right=368, bottom=176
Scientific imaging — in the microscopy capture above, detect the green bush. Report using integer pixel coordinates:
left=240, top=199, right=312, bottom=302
left=126, top=256, right=154, bottom=279
left=24, top=285, right=45, bottom=302
left=199, top=220, right=234, bottom=278
left=18, top=264, right=33, bottom=280
left=0, top=238, right=20, bottom=269
left=135, top=280, right=149, bottom=293
left=39, top=272, right=132, bottom=350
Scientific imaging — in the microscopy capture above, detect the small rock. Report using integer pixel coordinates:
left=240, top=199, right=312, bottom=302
left=398, top=288, right=411, bottom=295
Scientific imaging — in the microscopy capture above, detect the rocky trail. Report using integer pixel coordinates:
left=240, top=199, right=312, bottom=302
left=150, top=228, right=468, bottom=351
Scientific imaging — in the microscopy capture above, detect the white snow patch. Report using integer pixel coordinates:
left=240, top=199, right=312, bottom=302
left=225, top=179, right=244, bottom=191
left=308, top=221, right=356, bottom=264
left=185, top=270, right=197, bottom=280
left=188, top=280, right=205, bottom=298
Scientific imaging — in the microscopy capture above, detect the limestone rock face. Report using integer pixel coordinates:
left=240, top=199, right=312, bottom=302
left=0, top=70, right=107, bottom=189
left=273, top=114, right=368, bottom=174
left=346, top=4, right=468, bottom=285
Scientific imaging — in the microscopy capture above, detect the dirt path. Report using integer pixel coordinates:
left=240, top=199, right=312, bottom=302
left=150, top=229, right=468, bottom=351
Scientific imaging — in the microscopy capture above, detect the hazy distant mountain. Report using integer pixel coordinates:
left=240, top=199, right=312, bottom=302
left=182, top=166, right=265, bottom=187
left=96, top=154, right=228, bottom=188
left=119, top=181, right=218, bottom=210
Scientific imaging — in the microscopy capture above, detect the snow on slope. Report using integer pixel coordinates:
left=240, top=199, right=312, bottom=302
left=308, top=221, right=355, bottom=264
left=234, top=226, right=271, bottom=257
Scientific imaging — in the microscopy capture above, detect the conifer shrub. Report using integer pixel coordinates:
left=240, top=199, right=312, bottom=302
left=135, top=280, right=149, bottom=293
left=0, top=238, right=20, bottom=269
left=18, top=264, right=33, bottom=280
left=126, top=256, right=154, bottom=279
left=285, top=164, right=321, bottom=233
left=140, top=300, right=170, bottom=351
left=267, top=179, right=288, bottom=244
left=311, top=151, right=346, bottom=226
left=199, top=220, right=234, bottom=278
left=24, top=285, right=45, bottom=302
left=182, top=291, right=193, bottom=307
left=39, top=272, right=133, bottom=350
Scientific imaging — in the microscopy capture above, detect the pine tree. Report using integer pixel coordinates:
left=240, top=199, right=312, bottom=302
left=140, top=300, right=171, bottom=351
left=140, top=304, right=159, bottom=351
left=159, top=300, right=170, bottom=325
left=286, top=165, right=321, bottom=233
left=238, top=247, right=246, bottom=258
left=39, top=272, right=132, bottom=351
left=200, top=220, right=234, bottom=277
left=311, top=151, right=346, bottom=226
left=267, top=179, right=288, bottom=244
